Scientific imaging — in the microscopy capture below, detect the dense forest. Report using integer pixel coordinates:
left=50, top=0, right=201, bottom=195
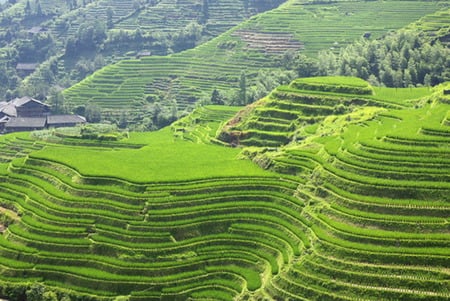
left=314, top=30, right=450, bottom=87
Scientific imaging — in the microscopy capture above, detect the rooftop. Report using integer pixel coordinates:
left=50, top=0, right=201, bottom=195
left=47, top=115, right=86, bottom=125
left=16, top=63, right=38, bottom=71
left=5, top=117, right=46, bottom=128
left=11, top=96, right=49, bottom=108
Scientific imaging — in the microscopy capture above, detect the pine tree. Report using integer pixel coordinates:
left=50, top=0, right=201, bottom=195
left=35, top=0, right=42, bottom=16
left=25, top=0, right=31, bottom=15
left=239, top=71, right=247, bottom=105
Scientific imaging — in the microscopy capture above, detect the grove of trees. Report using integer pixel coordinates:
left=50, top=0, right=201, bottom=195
left=310, top=30, right=449, bottom=87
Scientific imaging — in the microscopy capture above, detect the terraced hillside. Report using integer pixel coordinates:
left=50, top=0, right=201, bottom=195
left=250, top=81, right=450, bottom=300
left=63, top=0, right=448, bottom=119
left=46, top=0, right=279, bottom=45
left=218, top=76, right=431, bottom=146
left=0, top=77, right=449, bottom=300
left=0, top=120, right=305, bottom=300
left=0, top=0, right=284, bottom=100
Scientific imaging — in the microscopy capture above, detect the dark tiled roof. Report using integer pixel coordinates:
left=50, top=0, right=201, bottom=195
left=0, top=103, right=17, bottom=117
left=5, top=117, right=46, bottom=128
left=28, top=26, right=46, bottom=34
left=47, top=115, right=86, bottom=125
left=16, top=63, right=38, bottom=71
left=11, top=96, right=49, bottom=108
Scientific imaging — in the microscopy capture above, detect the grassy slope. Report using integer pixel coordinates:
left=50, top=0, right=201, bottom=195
left=31, top=127, right=273, bottom=182
left=0, top=78, right=449, bottom=300
left=230, top=79, right=450, bottom=299
left=218, top=76, right=434, bottom=147
left=63, top=0, right=445, bottom=114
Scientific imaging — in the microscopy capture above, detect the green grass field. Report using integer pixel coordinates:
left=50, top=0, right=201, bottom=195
left=30, top=127, right=273, bottom=182
left=0, top=77, right=449, bottom=300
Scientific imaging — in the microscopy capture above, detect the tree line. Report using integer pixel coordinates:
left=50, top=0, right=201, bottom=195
left=284, top=30, right=449, bottom=88
left=210, top=30, right=449, bottom=111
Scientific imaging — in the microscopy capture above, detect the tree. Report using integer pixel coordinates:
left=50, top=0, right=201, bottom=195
left=35, top=0, right=43, bottom=16
left=25, top=0, right=31, bottom=15
left=317, top=30, right=449, bottom=87
left=85, top=104, right=102, bottom=122
left=65, top=37, right=77, bottom=57
left=380, top=68, right=394, bottom=87
left=210, top=89, right=224, bottom=105
left=238, top=71, right=247, bottom=105
left=295, top=54, right=318, bottom=77
left=48, top=89, right=66, bottom=114
left=42, top=291, right=58, bottom=301
left=26, top=283, right=46, bottom=301
left=424, top=73, right=431, bottom=87
left=118, top=111, right=128, bottom=129
left=201, top=0, right=209, bottom=24
left=107, top=7, right=114, bottom=29
left=60, top=295, right=72, bottom=301
left=171, top=21, right=203, bottom=52
left=403, top=69, right=412, bottom=87
left=279, top=49, right=298, bottom=70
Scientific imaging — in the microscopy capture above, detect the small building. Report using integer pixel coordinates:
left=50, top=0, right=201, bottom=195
left=0, top=96, right=86, bottom=133
left=136, top=51, right=151, bottom=59
left=16, top=63, right=38, bottom=76
left=27, top=26, right=46, bottom=35
left=10, top=96, right=50, bottom=117
left=5, top=117, right=47, bottom=133
left=47, top=115, right=86, bottom=128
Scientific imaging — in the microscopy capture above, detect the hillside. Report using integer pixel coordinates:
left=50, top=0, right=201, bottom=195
left=218, top=76, right=432, bottom=146
left=0, top=77, right=448, bottom=300
left=61, top=0, right=448, bottom=125
left=0, top=0, right=283, bottom=99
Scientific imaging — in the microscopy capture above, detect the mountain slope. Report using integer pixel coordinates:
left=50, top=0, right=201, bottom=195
left=62, top=1, right=447, bottom=122
left=0, top=77, right=448, bottom=300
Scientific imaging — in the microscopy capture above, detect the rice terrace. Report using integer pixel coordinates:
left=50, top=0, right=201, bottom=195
left=0, top=0, right=449, bottom=300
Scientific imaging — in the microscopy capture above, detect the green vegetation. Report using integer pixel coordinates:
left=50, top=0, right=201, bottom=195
left=0, top=77, right=449, bottom=300
left=60, top=0, right=446, bottom=127
left=0, top=0, right=283, bottom=100
left=0, top=0, right=449, bottom=299
left=316, top=29, right=449, bottom=87
left=0, top=0, right=446, bottom=130
left=217, top=76, right=432, bottom=147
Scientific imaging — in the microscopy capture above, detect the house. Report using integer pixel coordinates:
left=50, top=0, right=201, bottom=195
left=47, top=115, right=86, bottom=128
left=16, top=63, right=38, bottom=76
left=4, top=117, right=47, bottom=132
left=0, top=97, right=86, bottom=133
left=27, top=26, right=46, bottom=36
left=136, top=51, right=151, bottom=59
left=9, top=96, right=50, bottom=117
